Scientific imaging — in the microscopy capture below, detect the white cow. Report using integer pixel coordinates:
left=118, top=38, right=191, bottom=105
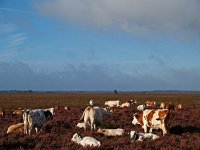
left=120, top=101, right=130, bottom=108
left=71, top=133, right=101, bottom=147
left=23, top=109, right=53, bottom=135
left=97, top=128, right=124, bottom=136
left=76, top=122, right=86, bottom=129
left=80, top=106, right=112, bottom=130
left=137, top=104, right=146, bottom=111
left=105, top=100, right=120, bottom=107
left=130, top=131, right=159, bottom=141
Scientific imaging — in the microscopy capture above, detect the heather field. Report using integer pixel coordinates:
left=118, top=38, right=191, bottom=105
left=0, top=93, right=200, bottom=149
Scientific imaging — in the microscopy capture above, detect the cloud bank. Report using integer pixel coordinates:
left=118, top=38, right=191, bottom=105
left=1, top=62, right=200, bottom=91
left=38, top=0, right=200, bottom=39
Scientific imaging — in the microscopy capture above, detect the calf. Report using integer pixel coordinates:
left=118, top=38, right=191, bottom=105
left=130, top=131, right=159, bottom=141
left=7, top=123, right=24, bottom=134
left=105, top=100, right=120, bottom=107
left=97, top=128, right=124, bottom=136
left=132, top=109, right=171, bottom=136
left=71, top=133, right=101, bottom=147
left=23, top=109, right=53, bottom=135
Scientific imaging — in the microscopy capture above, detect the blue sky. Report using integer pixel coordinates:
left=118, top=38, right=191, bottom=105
left=0, top=0, right=200, bottom=91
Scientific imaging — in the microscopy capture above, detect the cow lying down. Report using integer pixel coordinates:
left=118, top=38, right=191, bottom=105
left=130, top=131, right=159, bottom=141
left=97, top=128, right=124, bottom=136
left=7, top=123, right=24, bottom=134
left=71, top=133, right=101, bottom=147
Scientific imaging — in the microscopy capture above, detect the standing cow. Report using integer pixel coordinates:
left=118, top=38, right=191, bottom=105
left=132, top=109, right=171, bottom=136
left=23, top=109, right=53, bottom=135
left=80, top=106, right=112, bottom=130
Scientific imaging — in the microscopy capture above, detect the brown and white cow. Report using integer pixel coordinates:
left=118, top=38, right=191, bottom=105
left=146, top=101, right=156, bottom=107
left=132, top=109, right=171, bottom=136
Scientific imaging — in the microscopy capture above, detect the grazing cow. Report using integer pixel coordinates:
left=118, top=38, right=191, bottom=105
left=0, top=109, right=5, bottom=117
left=132, top=109, right=171, bottom=136
left=80, top=106, right=112, bottom=130
left=97, top=128, right=124, bottom=136
left=137, top=105, right=146, bottom=111
left=120, top=101, right=130, bottom=108
left=23, top=109, right=53, bottom=135
left=130, top=131, right=159, bottom=141
left=105, top=100, right=120, bottom=107
left=71, top=133, right=101, bottom=147
left=146, top=101, right=156, bottom=107
left=7, top=123, right=24, bottom=134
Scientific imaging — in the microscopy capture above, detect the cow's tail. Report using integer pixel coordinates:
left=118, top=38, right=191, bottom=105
left=23, top=110, right=29, bottom=134
left=80, top=106, right=91, bottom=121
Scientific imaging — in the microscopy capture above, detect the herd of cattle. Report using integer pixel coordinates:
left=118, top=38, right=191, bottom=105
left=1, top=99, right=182, bottom=148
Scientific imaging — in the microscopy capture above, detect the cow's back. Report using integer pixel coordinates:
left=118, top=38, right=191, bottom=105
left=28, top=110, right=46, bottom=128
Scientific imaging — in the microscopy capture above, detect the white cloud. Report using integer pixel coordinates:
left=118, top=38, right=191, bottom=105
left=38, top=0, right=200, bottom=39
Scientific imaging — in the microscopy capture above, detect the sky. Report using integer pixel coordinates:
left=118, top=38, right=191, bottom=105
left=0, top=0, right=200, bottom=91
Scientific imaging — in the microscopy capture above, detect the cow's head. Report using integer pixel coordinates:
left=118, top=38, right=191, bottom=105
left=130, top=131, right=139, bottom=140
left=71, top=133, right=82, bottom=143
left=132, top=112, right=143, bottom=125
left=44, top=110, right=53, bottom=120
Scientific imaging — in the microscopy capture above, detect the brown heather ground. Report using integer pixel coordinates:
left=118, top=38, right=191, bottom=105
left=0, top=93, right=200, bottom=150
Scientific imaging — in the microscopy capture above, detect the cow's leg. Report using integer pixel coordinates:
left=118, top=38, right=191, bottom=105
left=28, top=127, right=32, bottom=135
left=161, top=123, right=167, bottom=136
left=90, top=119, right=94, bottom=130
left=24, top=124, right=28, bottom=134
left=143, top=124, right=148, bottom=133
left=149, top=128, right=153, bottom=133
left=35, top=127, right=38, bottom=133
left=83, top=123, right=87, bottom=131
